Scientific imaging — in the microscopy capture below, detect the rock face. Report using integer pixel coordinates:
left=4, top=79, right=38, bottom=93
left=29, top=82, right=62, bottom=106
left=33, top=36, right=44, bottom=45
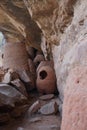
left=61, top=66, right=87, bottom=130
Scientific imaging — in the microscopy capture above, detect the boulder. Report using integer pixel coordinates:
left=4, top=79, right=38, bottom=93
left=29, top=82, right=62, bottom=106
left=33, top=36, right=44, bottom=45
left=61, top=66, right=87, bottom=130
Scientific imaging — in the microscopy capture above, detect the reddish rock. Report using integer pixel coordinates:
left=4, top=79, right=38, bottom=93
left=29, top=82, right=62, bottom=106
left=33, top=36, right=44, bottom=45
left=61, top=66, right=87, bottom=130
left=39, top=94, right=54, bottom=101
left=36, top=66, right=56, bottom=94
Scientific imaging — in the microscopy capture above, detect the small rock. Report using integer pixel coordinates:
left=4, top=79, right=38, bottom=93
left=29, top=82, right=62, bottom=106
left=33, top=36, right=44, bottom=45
left=28, top=100, right=41, bottom=115
left=39, top=101, right=58, bottom=115
left=2, top=71, right=11, bottom=83
left=29, top=117, right=41, bottom=123
left=17, top=127, right=24, bottom=130
left=11, top=79, right=28, bottom=97
left=39, top=94, right=54, bottom=101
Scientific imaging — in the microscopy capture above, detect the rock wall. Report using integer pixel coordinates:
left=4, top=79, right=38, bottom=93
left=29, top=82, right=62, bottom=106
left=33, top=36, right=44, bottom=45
left=27, top=0, right=87, bottom=101
left=52, top=0, right=87, bottom=100
left=61, top=66, right=87, bottom=130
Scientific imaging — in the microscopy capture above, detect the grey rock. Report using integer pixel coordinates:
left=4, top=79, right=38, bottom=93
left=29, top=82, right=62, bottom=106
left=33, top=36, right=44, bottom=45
left=39, top=94, right=54, bottom=101
left=39, top=101, right=58, bottom=115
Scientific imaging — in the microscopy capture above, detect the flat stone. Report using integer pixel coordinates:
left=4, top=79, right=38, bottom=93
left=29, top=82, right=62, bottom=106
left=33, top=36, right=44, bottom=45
left=28, top=100, right=41, bottom=115
left=39, top=101, right=58, bottom=115
left=39, top=94, right=54, bottom=101
left=29, top=117, right=41, bottom=123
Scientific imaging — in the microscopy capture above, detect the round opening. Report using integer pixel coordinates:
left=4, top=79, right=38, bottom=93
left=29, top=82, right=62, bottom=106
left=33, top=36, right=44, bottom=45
left=39, top=70, right=47, bottom=80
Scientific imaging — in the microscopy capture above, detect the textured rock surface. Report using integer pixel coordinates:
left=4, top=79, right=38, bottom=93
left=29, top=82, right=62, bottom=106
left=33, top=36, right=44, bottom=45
left=61, top=66, right=87, bottom=130
left=52, top=0, right=87, bottom=100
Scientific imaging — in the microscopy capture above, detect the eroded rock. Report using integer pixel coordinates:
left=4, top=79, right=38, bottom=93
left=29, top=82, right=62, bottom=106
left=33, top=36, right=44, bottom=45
left=61, top=66, right=87, bottom=130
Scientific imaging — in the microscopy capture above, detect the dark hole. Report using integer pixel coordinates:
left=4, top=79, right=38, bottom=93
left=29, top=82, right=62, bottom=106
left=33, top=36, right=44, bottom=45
left=77, top=80, right=79, bottom=83
left=39, top=70, right=47, bottom=80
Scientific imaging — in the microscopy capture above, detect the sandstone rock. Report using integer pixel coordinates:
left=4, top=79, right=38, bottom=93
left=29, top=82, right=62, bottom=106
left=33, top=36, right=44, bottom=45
left=52, top=0, right=87, bottom=101
left=39, top=94, right=54, bottom=101
left=28, top=100, right=41, bottom=115
left=39, top=101, right=58, bottom=115
left=11, top=79, right=28, bottom=97
left=61, top=66, right=87, bottom=130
